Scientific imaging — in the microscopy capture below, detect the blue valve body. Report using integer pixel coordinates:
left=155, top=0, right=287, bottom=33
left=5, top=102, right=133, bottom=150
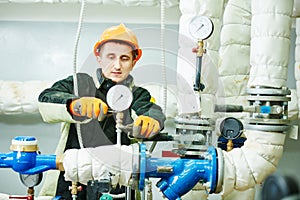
left=139, top=144, right=218, bottom=200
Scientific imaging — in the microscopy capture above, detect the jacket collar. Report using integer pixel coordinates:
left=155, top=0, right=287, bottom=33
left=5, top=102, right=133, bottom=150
left=94, top=68, right=135, bottom=89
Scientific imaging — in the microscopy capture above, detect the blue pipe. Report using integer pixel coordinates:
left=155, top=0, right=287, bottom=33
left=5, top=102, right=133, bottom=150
left=0, top=136, right=57, bottom=174
left=139, top=144, right=218, bottom=200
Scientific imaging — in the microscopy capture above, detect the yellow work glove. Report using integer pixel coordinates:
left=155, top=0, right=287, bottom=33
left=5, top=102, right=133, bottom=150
left=133, top=115, right=160, bottom=138
left=69, top=97, right=108, bottom=120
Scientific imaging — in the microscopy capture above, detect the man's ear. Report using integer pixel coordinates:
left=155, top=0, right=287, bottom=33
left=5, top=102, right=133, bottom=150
left=132, top=60, right=137, bottom=68
left=96, top=56, right=101, bottom=64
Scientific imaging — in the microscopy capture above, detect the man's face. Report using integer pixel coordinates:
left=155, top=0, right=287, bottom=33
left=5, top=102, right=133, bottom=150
left=96, top=42, right=136, bottom=83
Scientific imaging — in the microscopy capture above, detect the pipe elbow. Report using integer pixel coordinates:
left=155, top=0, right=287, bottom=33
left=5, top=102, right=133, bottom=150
left=220, top=130, right=286, bottom=196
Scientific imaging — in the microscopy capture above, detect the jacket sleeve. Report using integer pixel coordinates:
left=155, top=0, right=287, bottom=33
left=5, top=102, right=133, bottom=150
left=38, top=75, right=90, bottom=124
left=131, top=87, right=166, bottom=129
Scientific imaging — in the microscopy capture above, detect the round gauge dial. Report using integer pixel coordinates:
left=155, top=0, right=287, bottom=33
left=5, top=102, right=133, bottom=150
left=19, top=173, right=43, bottom=187
left=220, top=117, right=243, bottom=140
left=106, top=85, right=133, bottom=112
left=189, top=16, right=214, bottom=40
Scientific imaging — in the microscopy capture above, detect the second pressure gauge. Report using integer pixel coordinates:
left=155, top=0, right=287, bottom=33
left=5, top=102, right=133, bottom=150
left=189, top=16, right=214, bottom=40
left=20, top=173, right=43, bottom=188
left=107, top=85, right=133, bottom=112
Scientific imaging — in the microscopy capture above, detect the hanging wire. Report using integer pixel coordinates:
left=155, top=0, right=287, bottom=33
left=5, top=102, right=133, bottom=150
left=160, top=0, right=167, bottom=115
left=73, top=0, right=86, bottom=149
left=149, top=0, right=168, bottom=155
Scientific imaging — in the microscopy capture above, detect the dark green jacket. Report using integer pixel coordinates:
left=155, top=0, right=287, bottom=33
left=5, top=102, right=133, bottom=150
left=38, top=70, right=166, bottom=199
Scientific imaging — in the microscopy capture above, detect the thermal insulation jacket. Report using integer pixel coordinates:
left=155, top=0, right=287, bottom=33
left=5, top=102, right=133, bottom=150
left=221, top=130, right=286, bottom=197
left=0, top=81, right=53, bottom=115
left=219, top=0, right=294, bottom=199
left=218, top=0, right=251, bottom=111
left=295, top=18, right=300, bottom=118
left=248, top=0, right=294, bottom=88
left=63, top=144, right=139, bottom=187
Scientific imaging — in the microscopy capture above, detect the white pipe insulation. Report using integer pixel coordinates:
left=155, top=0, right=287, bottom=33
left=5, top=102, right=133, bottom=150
left=248, top=0, right=293, bottom=89
left=0, top=0, right=179, bottom=7
left=295, top=19, right=300, bottom=118
left=218, top=0, right=251, bottom=118
left=220, top=0, right=294, bottom=199
left=0, top=80, right=53, bottom=115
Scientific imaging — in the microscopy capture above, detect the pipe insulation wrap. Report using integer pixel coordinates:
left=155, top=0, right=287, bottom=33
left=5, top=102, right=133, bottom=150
left=0, top=80, right=53, bottom=115
left=294, top=0, right=300, bottom=17
left=295, top=18, right=300, bottom=118
left=63, top=144, right=138, bottom=187
left=0, top=0, right=179, bottom=7
left=218, top=0, right=251, bottom=112
left=248, top=0, right=294, bottom=88
left=221, top=129, right=286, bottom=197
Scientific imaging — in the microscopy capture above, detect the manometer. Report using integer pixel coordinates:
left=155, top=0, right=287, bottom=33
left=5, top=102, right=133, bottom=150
left=106, top=85, right=133, bottom=112
left=220, top=117, right=243, bottom=140
left=19, top=173, right=43, bottom=187
left=189, top=15, right=214, bottom=40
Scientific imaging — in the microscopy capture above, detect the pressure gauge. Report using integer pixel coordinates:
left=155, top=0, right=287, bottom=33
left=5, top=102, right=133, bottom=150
left=107, top=85, right=133, bottom=112
left=220, top=117, right=243, bottom=140
left=189, top=16, right=214, bottom=40
left=19, top=173, right=43, bottom=187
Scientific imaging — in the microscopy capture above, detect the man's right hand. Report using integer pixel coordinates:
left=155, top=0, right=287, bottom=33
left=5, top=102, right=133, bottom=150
left=69, top=97, right=108, bottom=120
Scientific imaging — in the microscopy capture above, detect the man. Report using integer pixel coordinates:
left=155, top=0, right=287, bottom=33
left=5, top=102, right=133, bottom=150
left=38, top=23, right=166, bottom=199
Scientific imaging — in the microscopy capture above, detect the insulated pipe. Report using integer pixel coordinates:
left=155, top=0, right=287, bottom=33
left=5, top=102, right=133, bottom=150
left=295, top=19, right=300, bottom=117
left=218, top=0, right=251, bottom=118
left=220, top=130, right=286, bottom=197
left=219, top=0, right=294, bottom=199
left=248, top=0, right=293, bottom=88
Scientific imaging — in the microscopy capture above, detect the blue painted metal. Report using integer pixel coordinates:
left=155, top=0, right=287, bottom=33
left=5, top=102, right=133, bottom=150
left=260, top=106, right=271, bottom=114
left=0, top=136, right=57, bottom=174
left=138, top=143, right=147, bottom=191
left=138, top=144, right=218, bottom=200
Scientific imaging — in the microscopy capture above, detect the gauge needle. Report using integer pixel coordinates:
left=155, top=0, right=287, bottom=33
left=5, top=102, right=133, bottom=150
left=113, top=94, right=123, bottom=104
left=196, top=24, right=204, bottom=32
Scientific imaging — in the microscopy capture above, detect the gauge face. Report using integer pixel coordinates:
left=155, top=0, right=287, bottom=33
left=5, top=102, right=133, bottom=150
left=19, top=173, right=43, bottom=187
left=106, top=85, right=133, bottom=112
left=220, top=117, right=243, bottom=140
left=189, top=16, right=214, bottom=40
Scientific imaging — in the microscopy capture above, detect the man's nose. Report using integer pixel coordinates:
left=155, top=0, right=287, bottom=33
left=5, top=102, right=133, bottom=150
left=113, top=58, right=121, bottom=69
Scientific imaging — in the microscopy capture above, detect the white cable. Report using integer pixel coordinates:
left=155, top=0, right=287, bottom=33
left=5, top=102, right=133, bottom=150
left=73, top=0, right=86, bottom=149
left=161, top=0, right=167, bottom=114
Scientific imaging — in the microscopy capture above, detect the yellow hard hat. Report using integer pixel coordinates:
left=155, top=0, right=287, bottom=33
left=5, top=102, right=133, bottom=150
left=94, top=24, right=142, bottom=61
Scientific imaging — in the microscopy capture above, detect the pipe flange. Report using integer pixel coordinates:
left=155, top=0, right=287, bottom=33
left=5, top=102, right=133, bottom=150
left=247, top=118, right=290, bottom=125
left=247, top=96, right=291, bottom=102
left=247, top=87, right=291, bottom=96
left=215, top=148, right=224, bottom=193
left=138, top=143, right=147, bottom=191
left=245, top=124, right=290, bottom=132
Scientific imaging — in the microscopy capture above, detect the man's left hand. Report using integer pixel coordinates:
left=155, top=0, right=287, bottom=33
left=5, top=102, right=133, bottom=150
left=133, top=115, right=160, bottom=138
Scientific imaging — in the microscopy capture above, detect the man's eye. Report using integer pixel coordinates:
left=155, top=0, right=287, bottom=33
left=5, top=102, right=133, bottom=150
left=108, top=55, right=115, bottom=60
left=121, top=56, right=130, bottom=61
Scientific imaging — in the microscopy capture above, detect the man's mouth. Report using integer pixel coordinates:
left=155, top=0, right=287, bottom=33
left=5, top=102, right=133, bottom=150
left=111, top=72, right=122, bottom=75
